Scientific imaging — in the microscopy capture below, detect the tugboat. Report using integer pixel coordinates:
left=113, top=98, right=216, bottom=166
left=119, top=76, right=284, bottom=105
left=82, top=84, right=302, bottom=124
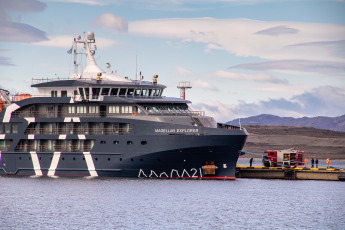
left=0, top=32, right=248, bottom=178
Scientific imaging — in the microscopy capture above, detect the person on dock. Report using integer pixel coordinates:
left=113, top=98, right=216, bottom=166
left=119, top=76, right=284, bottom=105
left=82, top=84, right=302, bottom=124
left=304, top=158, right=308, bottom=168
left=326, top=158, right=330, bottom=168
left=316, top=158, right=319, bottom=168
left=311, top=158, right=314, bottom=168
left=249, top=158, right=254, bottom=167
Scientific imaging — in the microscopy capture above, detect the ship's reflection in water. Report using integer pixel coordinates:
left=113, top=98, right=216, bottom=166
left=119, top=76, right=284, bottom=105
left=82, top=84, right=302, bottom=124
left=1, top=175, right=344, bottom=229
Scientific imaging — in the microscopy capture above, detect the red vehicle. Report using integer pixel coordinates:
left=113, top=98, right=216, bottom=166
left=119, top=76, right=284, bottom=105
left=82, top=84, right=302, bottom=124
left=262, top=148, right=305, bottom=167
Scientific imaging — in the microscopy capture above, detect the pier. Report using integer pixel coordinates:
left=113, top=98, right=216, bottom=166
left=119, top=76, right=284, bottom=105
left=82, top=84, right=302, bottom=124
left=236, top=165, right=345, bottom=181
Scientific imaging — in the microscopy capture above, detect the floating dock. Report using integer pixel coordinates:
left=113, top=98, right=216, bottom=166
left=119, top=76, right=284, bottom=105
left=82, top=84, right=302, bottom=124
left=236, top=165, right=345, bottom=181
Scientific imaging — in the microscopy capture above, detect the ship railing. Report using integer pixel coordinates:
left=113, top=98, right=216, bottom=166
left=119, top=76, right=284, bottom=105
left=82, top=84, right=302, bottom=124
left=12, top=110, right=205, bottom=118
left=31, top=78, right=70, bottom=84
left=217, top=123, right=241, bottom=130
left=24, top=127, right=132, bottom=135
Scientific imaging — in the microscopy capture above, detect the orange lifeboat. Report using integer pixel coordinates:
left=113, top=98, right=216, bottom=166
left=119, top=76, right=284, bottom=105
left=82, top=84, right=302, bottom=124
left=12, top=93, right=32, bottom=101
left=0, top=98, right=3, bottom=112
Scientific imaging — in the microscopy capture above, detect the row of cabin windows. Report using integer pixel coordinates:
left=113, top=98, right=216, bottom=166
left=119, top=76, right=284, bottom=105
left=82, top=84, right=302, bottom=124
left=78, top=87, right=162, bottom=99
left=68, top=105, right=136, bottom=114
left=0, top=123, right=19, bottom=134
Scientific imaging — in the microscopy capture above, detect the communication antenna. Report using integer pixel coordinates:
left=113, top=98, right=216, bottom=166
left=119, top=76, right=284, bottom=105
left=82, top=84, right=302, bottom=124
left=177, top=81, right=192, bottom=100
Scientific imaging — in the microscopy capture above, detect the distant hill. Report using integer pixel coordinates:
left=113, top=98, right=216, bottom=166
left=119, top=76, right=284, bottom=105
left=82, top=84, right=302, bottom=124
left=227, top=114, right=345, bottom=132
left=241, top=125, right=345, bottom=159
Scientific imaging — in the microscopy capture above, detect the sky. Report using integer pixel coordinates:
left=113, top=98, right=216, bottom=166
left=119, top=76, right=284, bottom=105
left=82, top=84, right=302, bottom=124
left=0, top=0, right=345, bottom=122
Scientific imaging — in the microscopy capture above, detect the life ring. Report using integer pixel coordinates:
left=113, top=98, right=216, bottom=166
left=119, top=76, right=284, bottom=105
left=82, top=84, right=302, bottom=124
left=132, top=112, right=137, bottom=116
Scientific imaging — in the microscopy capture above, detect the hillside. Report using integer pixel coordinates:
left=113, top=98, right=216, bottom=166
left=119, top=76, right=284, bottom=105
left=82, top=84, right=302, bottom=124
left=241, top=125, right=345, bottom=159
left=228, top=114, right=345, bottom=132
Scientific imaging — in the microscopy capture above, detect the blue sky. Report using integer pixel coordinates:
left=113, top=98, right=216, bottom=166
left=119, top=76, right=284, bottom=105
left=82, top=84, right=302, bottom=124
left=1, top=0, right=345, bottom=122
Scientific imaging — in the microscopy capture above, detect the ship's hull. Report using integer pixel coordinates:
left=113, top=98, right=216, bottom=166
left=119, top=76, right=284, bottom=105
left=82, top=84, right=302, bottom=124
left=0, top=133, right=246, bottom=179
left=0, top=97, right=248, bottom=179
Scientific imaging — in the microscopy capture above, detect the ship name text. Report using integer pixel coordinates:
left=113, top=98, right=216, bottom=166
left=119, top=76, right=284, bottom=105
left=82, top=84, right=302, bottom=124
left=155, top=128, right=199, bottom=133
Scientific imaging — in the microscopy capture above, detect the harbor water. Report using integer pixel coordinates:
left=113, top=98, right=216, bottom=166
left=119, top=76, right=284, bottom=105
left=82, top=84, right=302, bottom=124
left=1, top=161, right=345, bottom=230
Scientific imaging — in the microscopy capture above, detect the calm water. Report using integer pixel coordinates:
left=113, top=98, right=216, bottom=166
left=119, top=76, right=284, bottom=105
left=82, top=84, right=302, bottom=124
left=1, top=163, right=345, bottom=230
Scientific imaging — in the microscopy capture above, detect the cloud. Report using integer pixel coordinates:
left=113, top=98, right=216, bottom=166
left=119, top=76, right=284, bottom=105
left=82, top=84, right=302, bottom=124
left=193, top=79, right=219, bottom=91
left=230, top=59, right=345, bottom=76
left=0, top=21, right=48, bottom=43
left=255, top=26, right=299, bottom=36
left=91, top=13, right=128, bottom=32
left=43, top=0, right=105, bottom=5
left=0, top=56, right=15, bottom=66
left=128, top=18, right=345, bottom=62
left=209, top=70, right=288, bottom=84
left=175, top=65, right=193, bottom=75
left=32, top=35, right=118, bottom=49
left=192, top=86, right=345, bottom=122
left=0, top=0, right=48, bottom=43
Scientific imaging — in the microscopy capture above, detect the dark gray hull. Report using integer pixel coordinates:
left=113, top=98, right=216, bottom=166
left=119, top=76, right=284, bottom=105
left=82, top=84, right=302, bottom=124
left=0, top=97, right=248, bottom=179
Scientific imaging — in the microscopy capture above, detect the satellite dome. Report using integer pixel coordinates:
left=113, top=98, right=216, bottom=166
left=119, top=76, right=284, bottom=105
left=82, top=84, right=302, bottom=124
left=87, top=31, right=95, bottom=40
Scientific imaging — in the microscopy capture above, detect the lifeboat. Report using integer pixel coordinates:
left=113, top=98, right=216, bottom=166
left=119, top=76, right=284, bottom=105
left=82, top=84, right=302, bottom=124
left=12, top=93, right=32, bottom=102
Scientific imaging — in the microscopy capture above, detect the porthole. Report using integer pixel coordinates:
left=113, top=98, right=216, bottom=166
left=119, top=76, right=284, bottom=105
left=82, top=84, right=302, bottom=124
left=131, top=158, right=134, bottom=161
left=113, top=141, right=119, bottom=144
left=29, top=157, right=31, bottom=160
left=95, top=158, right=98, bottom=161
left=108, top=158, right=111, bottom=161
left=73, top=157, right=76, bottom=161
left=141, top=141, right=147, bottom=145
left=100, top=140, right=106, bottom=144
left=127, top=141, right=133, bottom=145
left=62, top=157, right=65, bottom=161
left=140, top=158, right=143, bottom=161
left=39, top=157, right=41, bottom=160
left=119, top=158, right=122, bottom=161
left=83, top=158, right=85, bottom=161
left=19, top=157, right=22, bottom=160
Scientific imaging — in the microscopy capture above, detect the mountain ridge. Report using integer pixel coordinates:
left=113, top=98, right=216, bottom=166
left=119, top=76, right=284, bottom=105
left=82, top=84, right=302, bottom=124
left=227, top=114, right=345, bottom=132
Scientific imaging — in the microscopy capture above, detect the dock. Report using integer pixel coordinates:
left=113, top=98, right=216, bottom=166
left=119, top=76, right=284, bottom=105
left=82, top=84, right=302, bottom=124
left=236, top=165, right=345, bottom=181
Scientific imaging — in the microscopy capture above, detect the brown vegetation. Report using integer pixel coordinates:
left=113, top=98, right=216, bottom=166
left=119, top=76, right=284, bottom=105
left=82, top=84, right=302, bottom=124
left=241, top=125, right=345, bottom=159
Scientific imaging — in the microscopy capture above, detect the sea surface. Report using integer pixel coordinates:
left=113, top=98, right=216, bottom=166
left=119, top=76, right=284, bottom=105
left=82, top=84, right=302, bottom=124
left=1, top=160, right=344, bottom=230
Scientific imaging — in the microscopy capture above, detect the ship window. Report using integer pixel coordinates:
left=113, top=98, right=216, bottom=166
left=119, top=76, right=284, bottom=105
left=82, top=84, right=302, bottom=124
left=100, top=140, right=106, bottom=144
left=127, top=88, right=134, bottom=96
left=119, top=88, right=127, bottom=96
left=101, top=88, right=110, bottom=96
left=152, top=89, right=157, bottom=97
left=121, top=106, right=132, bottom=114
left=127, top=141, right=133, bottom=145
left=110, top=88, right=119, bottom=96
left=148, top=89, right=153, bottom=97
left=77, top=106, right=87, bottom=113
left=51, top=90, right=57, bottom=97
left=68, top=106, right=75, bottom=113
left=109, top=106, right=120, bottom=113
left=141, top=141, right=147, bottom=145
left=61, top=90, right=67, bottom=97
left=113, top=141, right=119, bottom=144
left=134, top=89, right=141, bottom=96
left=141, top=89, right=147, bottom=96
left=156, top=89, right=161, bottom=96
left=89, top=106, right=99, bottom=114
left=12, top=124, right=18, bottom=134
left=4, top=124, right=11, bottom=134
left=79, top=88, right=84, bottom=96
left=74, top=90, right=78, bottom=96
left=92, top=88, right=100, bottom=99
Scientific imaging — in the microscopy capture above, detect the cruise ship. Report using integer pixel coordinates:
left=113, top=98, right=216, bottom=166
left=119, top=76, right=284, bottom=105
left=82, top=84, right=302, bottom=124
left=0, top=32, right=248, bottom=179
